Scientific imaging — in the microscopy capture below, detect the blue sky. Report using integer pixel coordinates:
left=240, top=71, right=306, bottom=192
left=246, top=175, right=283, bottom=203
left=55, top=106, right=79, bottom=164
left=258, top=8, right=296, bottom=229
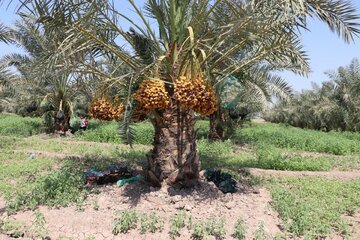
left=0, top=1, right=359, bottom=91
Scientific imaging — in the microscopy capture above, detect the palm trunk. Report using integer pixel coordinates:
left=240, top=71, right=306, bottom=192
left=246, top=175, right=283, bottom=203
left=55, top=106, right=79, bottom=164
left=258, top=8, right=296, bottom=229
left=208, top=110, right=225, bottom=141
left=147, top=100, right=200, bottom=187
left=54, top=116, right=70, bottom=134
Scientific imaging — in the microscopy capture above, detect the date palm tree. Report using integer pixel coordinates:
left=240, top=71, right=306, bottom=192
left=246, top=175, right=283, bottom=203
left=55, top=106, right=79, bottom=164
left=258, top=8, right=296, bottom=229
left=15, top=0, right=360, bottom=185
left=267, top=59, right=360, bottom=132
left=0, top=22, right=17, bottom=111
left=209, top=64, right=293, bottom=140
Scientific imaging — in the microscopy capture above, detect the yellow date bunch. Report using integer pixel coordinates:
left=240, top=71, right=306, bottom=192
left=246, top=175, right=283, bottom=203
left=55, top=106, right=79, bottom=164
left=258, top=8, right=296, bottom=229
left=133, top=79, right=170, bottom=112
left=174, top=76, right=217, bottom=116
left=89, top=97, right=124, bottom=121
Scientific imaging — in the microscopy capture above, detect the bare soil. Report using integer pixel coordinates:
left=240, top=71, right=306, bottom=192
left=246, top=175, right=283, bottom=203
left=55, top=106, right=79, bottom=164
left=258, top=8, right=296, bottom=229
left=249, top=168, right=360, bottom=180
left=0, top=197, right=5, bottom=216
left=1, top=177, right=283, bottom=240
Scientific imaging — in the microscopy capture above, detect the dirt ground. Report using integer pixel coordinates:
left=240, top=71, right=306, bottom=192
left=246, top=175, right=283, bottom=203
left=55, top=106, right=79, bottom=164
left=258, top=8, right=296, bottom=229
left=0, top=175, right=283, bottom=240
left=249, top=168, right=360, bottom=180
left=1, top=169, right=360, bottom=239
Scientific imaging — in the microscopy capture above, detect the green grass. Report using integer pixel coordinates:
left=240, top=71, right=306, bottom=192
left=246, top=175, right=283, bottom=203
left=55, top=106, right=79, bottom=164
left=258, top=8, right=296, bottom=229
left=235, top=123, right=360, bottom=155
left=1, top=113, right=360, bottom=232
left=198, top=140, right=340, bottom=172
left=267, top=177, right=360, bottom=239
left=250, top=144, right=333, bottom=171
left=0, top=114, right=43, bottom=137
left=77, top=119, right=209, bottom=144
left=0, top=148, right=57, bottom=198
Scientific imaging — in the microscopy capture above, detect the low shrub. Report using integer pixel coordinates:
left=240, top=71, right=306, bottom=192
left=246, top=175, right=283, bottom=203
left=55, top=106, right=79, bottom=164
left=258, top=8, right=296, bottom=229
left=112, top=210, right=138, bottom=235
left=170, top=211, right=187, bottom=240
left=7, top=162, right=87, bottom=213
left=234, top=218, right=247, bottom=240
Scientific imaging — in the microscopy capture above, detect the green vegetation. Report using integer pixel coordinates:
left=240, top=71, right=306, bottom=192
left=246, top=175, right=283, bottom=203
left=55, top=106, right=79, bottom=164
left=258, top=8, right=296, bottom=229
left=253, top=222, right=270, bottom=240
left=191, top=221, right=208, bottom=240
left=0, top=0, right=359, bottom=238
left=265, top=59, right=360, bottom=133
left=191, top=217, right=226, bottom=240
left=252, top=144, right=332, bottom=171
left=169, top=211, right=187, bottom=240
left=1, top=116, right=360, bottom=239
left=0, top=219, right=29, bottom=238
left=112, top=210, right=138, bottom=234
left=0, top=214, right=48, bottom=239
left=0, top=114, right=43, bottom=137
left=7, top=162, right=87, bottom=213
left=233, top=218, right=247, bottom=240
left=236, top=123, right=360, bottom=155
left=79, top=119, right=209, bottom=145
left=112, top=210, right=164, bottom=235
left=268, top=177, right=360, bottom=239
left=139, top=212, right=164, bottom=234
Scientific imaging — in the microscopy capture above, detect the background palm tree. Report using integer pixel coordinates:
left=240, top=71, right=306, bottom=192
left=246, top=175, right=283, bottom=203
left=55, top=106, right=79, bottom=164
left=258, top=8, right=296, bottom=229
left=0, top=22, right=18, bottom=112
left=209, top=63, right=294, bottom=141
left=266, top=58, right=360, bottom=132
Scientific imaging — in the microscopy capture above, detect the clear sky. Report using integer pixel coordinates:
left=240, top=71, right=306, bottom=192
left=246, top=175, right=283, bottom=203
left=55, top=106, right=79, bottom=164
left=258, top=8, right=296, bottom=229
left=0, top=1, right=359, bottom=92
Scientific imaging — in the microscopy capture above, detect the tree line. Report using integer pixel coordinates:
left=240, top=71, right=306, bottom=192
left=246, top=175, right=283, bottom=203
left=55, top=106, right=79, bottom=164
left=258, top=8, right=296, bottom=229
left=265, top=59, right=360, bottom=132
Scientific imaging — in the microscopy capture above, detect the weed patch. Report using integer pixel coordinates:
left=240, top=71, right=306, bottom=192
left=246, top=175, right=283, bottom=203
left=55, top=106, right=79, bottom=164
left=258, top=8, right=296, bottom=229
left=235, top=123, right=360, bottom=155
left=112, top=210, right=138, bottom=234
left=0, top=114, right=43, bottom=137
left=191, top=217, right=226, bottom=240
left=139, top=212, right=164, bottom=234
left=233, top=218, right=247, bottom=240
left=7, top=162, right=87, bottom=213
left=170, top=211, right=187, bottom=239
left=268, top=177, right=360, bottom=239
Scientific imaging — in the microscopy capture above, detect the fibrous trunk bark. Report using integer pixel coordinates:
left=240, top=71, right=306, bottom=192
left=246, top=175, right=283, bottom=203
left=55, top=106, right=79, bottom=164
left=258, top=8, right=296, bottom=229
left=54, top=116, right=70, bottom=134
left=208, top=111, right=225, bottom=141
left=147, top=101, right=200, bottom=187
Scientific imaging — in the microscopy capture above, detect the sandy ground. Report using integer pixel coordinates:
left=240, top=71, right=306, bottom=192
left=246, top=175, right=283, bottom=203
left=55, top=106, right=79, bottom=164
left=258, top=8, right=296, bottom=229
left=249, top=168, right=360, bottom=180
left=1, top=178, right=283, bottom=240
left=1, top=169, right=360, bottom=239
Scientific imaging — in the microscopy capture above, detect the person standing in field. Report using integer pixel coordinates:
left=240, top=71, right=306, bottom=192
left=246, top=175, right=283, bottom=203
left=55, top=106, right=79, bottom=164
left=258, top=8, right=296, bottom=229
left=79, top=114, right=89, bottom=131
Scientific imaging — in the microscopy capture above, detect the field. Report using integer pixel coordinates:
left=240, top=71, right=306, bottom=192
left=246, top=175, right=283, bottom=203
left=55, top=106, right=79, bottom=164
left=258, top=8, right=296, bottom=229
left=1, top=114, right=360, bottom=239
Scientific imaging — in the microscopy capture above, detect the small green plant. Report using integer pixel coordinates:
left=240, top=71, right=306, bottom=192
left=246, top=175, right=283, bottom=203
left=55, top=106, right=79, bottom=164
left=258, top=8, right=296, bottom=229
left=187, top=215, right=193, bottom=230
left=0, top=219, right=29, bottom=238
left=34, top=210, right=46, bottom=229
left=56, top=236, right=75, bottom=240
left=84, top=236, right=96, bottom=240
left=139, top=212, right=164, bottom=234
left=112, top=210, right=138, bottom=235
left=32, top=210, right=48, bottom=238
left=92, top=200, right=99, bottom=211
left=191, top=217, right=226, bottom=240
left=234, top=218, right=247, bottom=240
left=139, top=213, right=148, bottom=234
left=192, top=221, right=208, bottom=240
left=170, top=211, right=187, bottom=239
left=253, top=222, right=269, bottom=240
left=272, top=233, right=286, bottom=240
left=148, top=212, right=164, bottom=233
left=207, top=218, right=226, bottom=240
